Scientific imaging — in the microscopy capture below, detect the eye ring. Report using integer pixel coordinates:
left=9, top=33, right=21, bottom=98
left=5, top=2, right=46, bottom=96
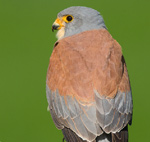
left=66, top=15, right=73, bottom=22
left=63, top=15, right=74, bottom=23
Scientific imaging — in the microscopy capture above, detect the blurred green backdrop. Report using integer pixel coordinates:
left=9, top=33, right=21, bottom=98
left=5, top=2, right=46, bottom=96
left=0, top=0, right=149, bottom=141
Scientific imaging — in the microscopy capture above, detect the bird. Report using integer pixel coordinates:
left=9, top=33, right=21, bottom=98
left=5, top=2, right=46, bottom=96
left=46, top=6, right=133, bottom=142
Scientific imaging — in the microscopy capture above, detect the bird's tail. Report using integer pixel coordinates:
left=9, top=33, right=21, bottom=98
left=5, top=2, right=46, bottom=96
left=111, top=126, right=128, bottom=142
left=62, top=127, right=87, bottom=142
left=96, top=126, right=128, bottom=142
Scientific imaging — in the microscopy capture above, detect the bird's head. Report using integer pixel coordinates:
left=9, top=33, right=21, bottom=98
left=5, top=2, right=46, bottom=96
left=52, top=6, right=106, bottom=40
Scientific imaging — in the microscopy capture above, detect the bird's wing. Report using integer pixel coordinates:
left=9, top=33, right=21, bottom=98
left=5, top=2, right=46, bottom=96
left=46, top=29, right=133, bottom=141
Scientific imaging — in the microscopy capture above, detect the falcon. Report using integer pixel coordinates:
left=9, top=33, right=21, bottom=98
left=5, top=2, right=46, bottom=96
left=46, top=6, right=133, bottom=142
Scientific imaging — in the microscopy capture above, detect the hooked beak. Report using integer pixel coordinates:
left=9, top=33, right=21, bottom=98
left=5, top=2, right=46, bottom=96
left=52, top=24, right=60, bottom=32
left=52, top=18, right=65, bottom=32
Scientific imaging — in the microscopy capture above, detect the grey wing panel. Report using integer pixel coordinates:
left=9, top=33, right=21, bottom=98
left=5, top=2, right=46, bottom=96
left=46, top=85, right=132, bottom=141
left=46, top=85, right=103, bottom=141
left=46, top=85, right=64, bottom=129
left=95, top=90, right=133, bottom=133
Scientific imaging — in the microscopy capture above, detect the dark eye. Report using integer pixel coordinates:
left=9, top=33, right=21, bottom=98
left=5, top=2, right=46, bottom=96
left=66, top=16, right=73, bottom=21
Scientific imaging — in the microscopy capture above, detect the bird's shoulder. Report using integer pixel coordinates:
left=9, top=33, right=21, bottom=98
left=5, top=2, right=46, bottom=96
left=46, top=29, right=129, bottom=102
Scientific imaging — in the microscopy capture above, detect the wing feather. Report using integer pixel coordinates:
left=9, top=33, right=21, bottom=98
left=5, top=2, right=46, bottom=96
left=59, top=95, right=69, bottom=119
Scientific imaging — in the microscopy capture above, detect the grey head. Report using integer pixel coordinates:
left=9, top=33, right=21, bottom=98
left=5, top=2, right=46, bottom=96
left=52, top=6, right=107, bottom=40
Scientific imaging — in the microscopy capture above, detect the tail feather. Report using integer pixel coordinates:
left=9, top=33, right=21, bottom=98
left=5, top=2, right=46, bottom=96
left=111, top=126, right=128, bottom=142
left=62, top=127, right=87, bottom=142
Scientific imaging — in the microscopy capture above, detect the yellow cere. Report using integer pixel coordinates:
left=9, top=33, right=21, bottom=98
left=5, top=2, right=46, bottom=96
left=54, top=18, right=65, bottom=29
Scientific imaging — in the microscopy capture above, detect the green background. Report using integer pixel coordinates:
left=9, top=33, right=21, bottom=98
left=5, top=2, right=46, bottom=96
left=0, top=0, right=149, bottom=141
